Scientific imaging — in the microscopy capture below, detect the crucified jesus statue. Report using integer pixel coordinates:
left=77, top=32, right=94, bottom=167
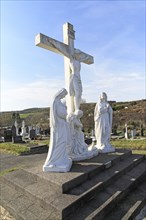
left=69, top=50, right=89, bottom=112
left=35, top=23, right=94, bottom=114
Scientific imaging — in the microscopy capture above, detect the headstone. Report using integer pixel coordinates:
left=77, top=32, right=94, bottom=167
left=4, top=129, right=12, bottom=142
left=12, top=123, right=23, bottom=143
left=14, top=120, right=18, bottom=135
left=141, top=125, right=144, bottom=136
left=12, top=136, right=23, bottom=144
left=124, top=124, right=128, bottom=139
left=11, top=125, right=16, bottom=138
left=26, top=126, right=29, bottom=134
left=35, top=127, right=40, bottom=135
left=21, top=120, right=26, bottom=136
left=29, top=129, right=36, bottom=140
left=28, top=126, right=32, bottom=135
left=131, top=129, right=136, bottom=139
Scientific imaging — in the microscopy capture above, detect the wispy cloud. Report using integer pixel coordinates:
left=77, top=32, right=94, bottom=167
left=1, top=78, right=65, bottom=111
left=82, top=68, right=145, bottom=103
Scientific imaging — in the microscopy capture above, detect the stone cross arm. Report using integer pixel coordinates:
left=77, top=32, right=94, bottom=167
left=35, top=33, right=94, bottom=65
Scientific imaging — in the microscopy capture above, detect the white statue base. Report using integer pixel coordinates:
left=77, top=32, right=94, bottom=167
left=70, top=147, right=98, bottom=161
left=43, top=158, right=72, bottom=172
left=94, top=143, right=115, bottom=153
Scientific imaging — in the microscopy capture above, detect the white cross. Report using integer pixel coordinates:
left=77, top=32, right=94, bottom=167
left=35, top=22, right=94, bottom=113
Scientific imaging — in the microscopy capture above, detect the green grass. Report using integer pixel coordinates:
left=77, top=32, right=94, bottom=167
left=111, top=139, right=146, bottom=150
left=0, top=143, right=29, bottom=155
left=29, top=139, right=49, bottom=146
left=0, top=140, right=49, bottom=155
left=19, top=113, right=34, bottom=118
left=0, top=166, right=22, bottom=177
left=111, top=139, right=146, bottom=155
left=132, top=150, right=146, bottom=155
left=0, top=139, right=145, bottom=155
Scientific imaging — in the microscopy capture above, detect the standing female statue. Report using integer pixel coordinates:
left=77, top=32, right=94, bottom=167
left=43, top=88, right=72, bottom=172
left=94, top=92, right=115, bottom=153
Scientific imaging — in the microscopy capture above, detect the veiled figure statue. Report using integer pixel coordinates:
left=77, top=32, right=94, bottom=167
left=43, top=88, right=72, bottom=172
left=94, top=92, right=115, bottom=153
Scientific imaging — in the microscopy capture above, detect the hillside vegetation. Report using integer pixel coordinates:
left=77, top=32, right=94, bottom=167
left=0, top=100, right=146, bottom=134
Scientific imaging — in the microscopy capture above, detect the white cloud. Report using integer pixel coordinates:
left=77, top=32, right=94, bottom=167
left=80, top=59, right=145, bottom=103
left=1, top=78, right=65, bottom=111
left=1, top=66, right=145, bottom=112
left=82, top=69, right=145, bottom=103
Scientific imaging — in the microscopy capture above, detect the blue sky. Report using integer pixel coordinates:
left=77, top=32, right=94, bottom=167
left=1, top=0, right=145, bottom=111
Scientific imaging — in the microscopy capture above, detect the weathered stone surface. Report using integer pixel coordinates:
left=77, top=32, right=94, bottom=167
left=0, top=149, right=146, bottom=220
left=0, top=206, right=15, bottom=220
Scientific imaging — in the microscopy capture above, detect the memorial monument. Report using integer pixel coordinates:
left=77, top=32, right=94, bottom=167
left=35, top=22, right=98, bottom=171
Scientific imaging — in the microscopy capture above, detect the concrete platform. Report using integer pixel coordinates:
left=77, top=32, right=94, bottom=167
left=0, top=149, right=146, bottom=220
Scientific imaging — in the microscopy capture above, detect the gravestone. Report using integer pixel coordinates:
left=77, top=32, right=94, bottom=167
left=12, top=124, right=23, bottom=143
left=11, top=125, right=16, bottom=138
left=12, top=136, right=23, bottom=144
left=124, top=123, right=128, bottom=139
left=131, top=129, right=136, bottom=139
left=26, top=126, right=29, bottom=134
left=29, top=129, right=36, bottom=140
left=14, top=120, right=18, bottom=136
left=4, top=129, right=12, bottom=142
left=28, top=126, right=32, bottom=135
left=21, top=120, right=26, bottom=136
left=35, top=127, right=40, bottom=135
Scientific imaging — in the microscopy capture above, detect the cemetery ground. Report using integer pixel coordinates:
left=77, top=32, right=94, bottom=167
left=0, top=138, right=146, bottom=156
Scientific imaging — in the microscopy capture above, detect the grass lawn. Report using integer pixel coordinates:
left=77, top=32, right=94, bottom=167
left=0, top=143, right=29, bottom=155
left=0, top=139, right=49, bottom=155
left=0, top=138, right=145, bottom=155
left=111, top=139, right=146, bottom=155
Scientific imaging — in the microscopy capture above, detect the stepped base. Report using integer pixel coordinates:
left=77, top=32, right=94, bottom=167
left=0, top=148, right=146, bottom=220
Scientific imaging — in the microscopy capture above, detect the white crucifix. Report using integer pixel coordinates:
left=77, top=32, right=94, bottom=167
left=35, top=22, right=94, bottom=114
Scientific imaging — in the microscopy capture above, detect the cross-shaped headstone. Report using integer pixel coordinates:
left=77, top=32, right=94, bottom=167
left=35, top=22, right=94, bottom=113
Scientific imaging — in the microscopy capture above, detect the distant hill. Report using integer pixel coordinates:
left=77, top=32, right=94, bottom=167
left=17, top=107, right=49, bottom=114
left=0, top=99, right=146, bottom=132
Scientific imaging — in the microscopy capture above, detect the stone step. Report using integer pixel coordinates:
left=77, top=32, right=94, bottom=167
left=14, top=149, right=132, bottom=194
left=1, top=151, right=144, bottom=220
left=68, top=154, right=144, bottom=196
left=0, top=149, right=133, bottom=219
left=0, top=181, right=60, bottom=220
left=103, top=177, right=146, bottom=220
left=0, top=149, right=132, bottom=197
left=3, top=154, right=143, bottom=219
left=67, top=159, right=146, bottom=220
